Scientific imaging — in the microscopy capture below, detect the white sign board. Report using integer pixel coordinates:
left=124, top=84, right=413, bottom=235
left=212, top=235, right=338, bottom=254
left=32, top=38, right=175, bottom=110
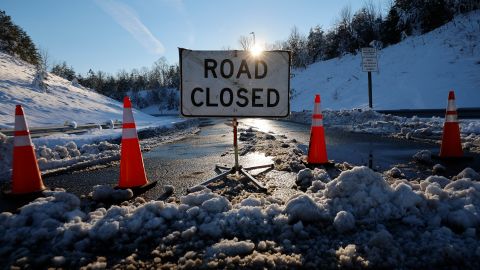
left=180, top=49, right=291, bottom=117
left=361, top=47, right=378, bottom=72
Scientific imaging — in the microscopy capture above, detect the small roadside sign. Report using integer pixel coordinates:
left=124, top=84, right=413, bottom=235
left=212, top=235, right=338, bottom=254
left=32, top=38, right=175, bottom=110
left=179, top=49, right=291, bottom=117
left=361, top=47, right=378, bottom=72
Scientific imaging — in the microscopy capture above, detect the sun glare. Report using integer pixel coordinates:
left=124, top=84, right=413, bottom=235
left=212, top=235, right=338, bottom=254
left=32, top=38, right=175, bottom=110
left=250, top=44, right=264, bottom=57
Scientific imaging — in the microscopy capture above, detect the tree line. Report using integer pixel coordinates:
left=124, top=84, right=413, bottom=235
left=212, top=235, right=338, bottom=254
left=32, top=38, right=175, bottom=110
left=51, top=58, right=180, bottom=110
left=0, top=10, right=40, bottom=66
left=1, top=0, right=478, bottom=107
left=239, top=0, right=479, bottom=68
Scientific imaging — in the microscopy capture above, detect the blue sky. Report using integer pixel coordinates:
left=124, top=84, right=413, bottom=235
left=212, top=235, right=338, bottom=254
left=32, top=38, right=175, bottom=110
left=2, top=0, right=389, bottom=75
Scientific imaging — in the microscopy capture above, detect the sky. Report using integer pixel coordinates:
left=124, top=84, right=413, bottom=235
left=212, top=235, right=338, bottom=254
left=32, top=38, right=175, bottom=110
left=1, top=0, right=389, bottom=75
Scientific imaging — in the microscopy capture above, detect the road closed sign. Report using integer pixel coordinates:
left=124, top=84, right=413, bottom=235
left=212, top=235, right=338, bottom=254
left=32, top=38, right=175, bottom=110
left=179, top=49, right=291, bottom=117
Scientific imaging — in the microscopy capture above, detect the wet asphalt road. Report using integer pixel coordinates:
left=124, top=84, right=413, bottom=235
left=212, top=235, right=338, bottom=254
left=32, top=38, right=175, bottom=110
left=3, top=118, right=480, bottom=212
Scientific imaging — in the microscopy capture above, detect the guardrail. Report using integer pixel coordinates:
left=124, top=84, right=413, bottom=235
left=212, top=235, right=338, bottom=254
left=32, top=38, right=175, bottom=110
left=0, top=122, right=122, bottom=138
left=377, top=108, right=480, bottom=119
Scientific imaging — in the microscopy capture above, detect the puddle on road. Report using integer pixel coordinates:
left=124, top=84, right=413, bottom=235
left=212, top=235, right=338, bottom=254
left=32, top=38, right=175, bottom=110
left=241, top=118, right=480, bottom=177
left=238, top=152, right=273, bottom=168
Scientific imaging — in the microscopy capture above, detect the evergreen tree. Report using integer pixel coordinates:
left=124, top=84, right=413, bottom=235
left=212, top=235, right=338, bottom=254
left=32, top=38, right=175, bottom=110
left=307, top=25, right=325, bottom=63
left=381, top=7, right=402, bottom=45
left=51, top=61, right=76, bottom=81
left=420, top=0, right=453, bottom=33
left=0, top=10, right=40, bottom=66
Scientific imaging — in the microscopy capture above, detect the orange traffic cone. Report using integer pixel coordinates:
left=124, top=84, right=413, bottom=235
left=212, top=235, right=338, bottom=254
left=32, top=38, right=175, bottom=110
left=11, top=105, right=46, bottom=194
left=118, top=97, right=154, bottom=189
left=439, top=90, right=463, bottom=158
left=307, top=95, right=328, bottom=164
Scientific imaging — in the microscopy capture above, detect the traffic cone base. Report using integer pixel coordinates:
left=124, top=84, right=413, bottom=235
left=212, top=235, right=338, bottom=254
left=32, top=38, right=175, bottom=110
left=12, top=146, right=46, bottom=194
left=440, top=122, right=463, bottom=157
left=308, top=126, right=328, bottom=164
left=118, top=139, right=148, bottom=189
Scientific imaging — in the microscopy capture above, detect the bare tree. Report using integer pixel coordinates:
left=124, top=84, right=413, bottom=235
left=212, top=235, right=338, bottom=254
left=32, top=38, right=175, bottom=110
left=38, top=47, right=51, bottom=72
left=339, top=5, right=353, bottom=30
left=363, top=0, right=378, bottom=24
left=265, top=40, right=284, bottom=50
left=238, top=35, right=253, bottom=50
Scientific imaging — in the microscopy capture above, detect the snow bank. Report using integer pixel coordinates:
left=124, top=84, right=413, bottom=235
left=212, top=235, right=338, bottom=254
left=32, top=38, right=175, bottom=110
left=288, top=109, right=480, bottom=154
left=0, top=120, right=199, bottom=182
left=290, top=11, right=480, bottom=111
left=0, top=51, right=163, bottom=128
left=2, top=166, right=480, bottom=268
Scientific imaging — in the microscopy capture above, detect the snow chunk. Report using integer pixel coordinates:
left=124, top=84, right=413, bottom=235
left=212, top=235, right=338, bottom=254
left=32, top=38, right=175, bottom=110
left=207, top=238, right=255, bottom=258
left=296, top=168, right=314, bottom=188
left=181, top=189, right=217, bottom=206
left=313, top=168, right=331, bottom=183
left=201, top=197, right=231, bottom=213
left=90, top=185, right=133, bottom=201
left=422, top=175, right=451, bottom=189
left=368, top=229, right=393, bottom=248
left=336, top=244, right=366, bottom=267
left=325, top=166, right=393, bottom=219
left=447, top=209, right=478, bottom=231
left=386, top=167, right=403, bottom=178
left=454, top=167, right=480, bottom=181
left=432, top=164, right=446, bottom=174
left=333, top=211, right=355, bottom=233
left=240, top=197, right=262, bottom=207
left=413, top=150, right=432, bottom=164
left=284, top=195, right=328, bottom=223
left=307, top=180, right=325, bottom=193
left=392, top=183, right=422, bottom=210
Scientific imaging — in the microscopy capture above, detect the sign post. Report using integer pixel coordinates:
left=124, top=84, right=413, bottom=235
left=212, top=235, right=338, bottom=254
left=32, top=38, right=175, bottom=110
left=180, top=49, right=291, bottom=192
left=361, top=47, right=378, bottom=109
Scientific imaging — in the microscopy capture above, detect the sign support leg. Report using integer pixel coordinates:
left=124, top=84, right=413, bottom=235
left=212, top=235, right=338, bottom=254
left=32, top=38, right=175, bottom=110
left=233, top=118, right=239, bottom=172
left=187, top=119, right=273, bottom=193
left=368, top=71, right=373, bottom=109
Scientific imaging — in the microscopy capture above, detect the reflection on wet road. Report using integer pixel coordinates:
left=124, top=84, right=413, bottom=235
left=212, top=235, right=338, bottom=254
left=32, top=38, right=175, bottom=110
left=241, top=118, right=437, bottom=171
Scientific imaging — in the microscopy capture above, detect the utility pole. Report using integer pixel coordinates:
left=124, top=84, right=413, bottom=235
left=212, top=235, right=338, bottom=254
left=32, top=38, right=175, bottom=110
left=250, top=32, right=256, bottom=47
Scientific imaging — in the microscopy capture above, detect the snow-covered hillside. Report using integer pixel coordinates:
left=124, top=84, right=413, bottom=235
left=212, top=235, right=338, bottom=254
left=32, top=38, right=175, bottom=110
left=291, top=11, right=480, bottom=111
left=0, top=52, right=159, bottom=129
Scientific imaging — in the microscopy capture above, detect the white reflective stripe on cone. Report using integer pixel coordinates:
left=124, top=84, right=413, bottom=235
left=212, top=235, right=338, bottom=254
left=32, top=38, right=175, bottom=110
left=15, top=116, right=28, bottom=131
left=313, top=104, right=322, bottom=115
left=447, top=100, right=456, bottom=111
left=446, top=114, right=458, bottom=123
left=14, top=135, right=32, bottom=147
left=122, top=128, right=138, bottom=139
left=123, top=108, right=135, bottom=124
left=312, top=119, right=323, bottom=127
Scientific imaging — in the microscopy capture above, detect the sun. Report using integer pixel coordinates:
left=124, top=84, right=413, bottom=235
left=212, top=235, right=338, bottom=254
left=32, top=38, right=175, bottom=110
left=250, top=44, right=264, bottom=57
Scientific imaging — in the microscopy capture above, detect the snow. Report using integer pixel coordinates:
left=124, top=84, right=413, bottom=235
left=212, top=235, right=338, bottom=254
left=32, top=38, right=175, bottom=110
left=290, top=11, right=480, bottom=111
left=454, top=167, right=480, bottom=180
left=1, top=165, right=480, bottom=268
left=0, top=51, right=197, bottom=182
left=0, top=10, right=479, bottom=270
left=90, top=185, right=133, bottom=202
left=206, top=238, right=255, bottom=258
left=333, top=210, right=355, bottom=233
left=283, top=194, right=328, bottom=223
left=413, top=149, right=433, bottom=163
left=0, top=52, right=161, bottom=129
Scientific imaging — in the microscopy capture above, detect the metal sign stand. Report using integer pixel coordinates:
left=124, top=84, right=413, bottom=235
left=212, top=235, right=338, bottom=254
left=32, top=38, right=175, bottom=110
left=361, top=47, right=378, bottom=109
left=368, top=71, right=373, bottom=108
left=188, top=118, right=273, bottom=193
